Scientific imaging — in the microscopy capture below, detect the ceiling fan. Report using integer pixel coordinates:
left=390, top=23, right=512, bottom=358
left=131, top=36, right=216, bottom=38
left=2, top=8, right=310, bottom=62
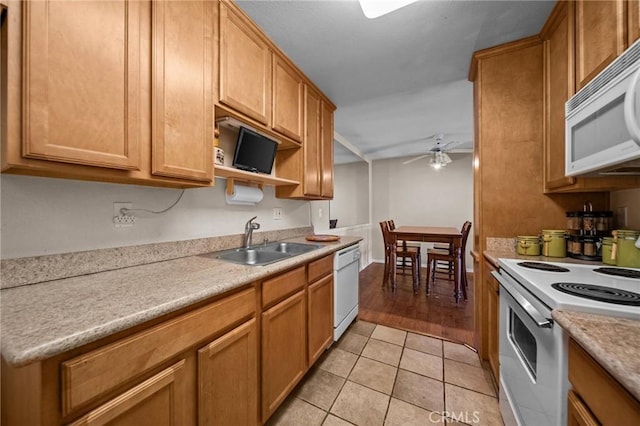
left=402, top=133, right=465, bottom=169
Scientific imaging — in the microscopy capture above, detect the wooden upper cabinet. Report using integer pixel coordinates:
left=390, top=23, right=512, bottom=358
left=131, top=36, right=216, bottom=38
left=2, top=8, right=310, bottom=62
left=152, top=0, right=213, bottom=182
left=542, top=0, right=577, bottom=191
left=630, top=0, right=640, bottom=45
left=575, top=0, right=627, bottom=90
left=272, top=55, right=304, bottom=142
left=22, top=0, right=141, bottom=170
left=303, top=86, right=322, bottom=197
left=219, top=2, right=271, bottom=125
left=321, top=100, right=335, bottom=198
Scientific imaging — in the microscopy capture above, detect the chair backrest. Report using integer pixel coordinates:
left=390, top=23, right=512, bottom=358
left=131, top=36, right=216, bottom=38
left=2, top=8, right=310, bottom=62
left=388, top=220, right=396, bottom=231
left=460, top=221, right=472, bottom=252
left=379, top=221, right=391, bottom=248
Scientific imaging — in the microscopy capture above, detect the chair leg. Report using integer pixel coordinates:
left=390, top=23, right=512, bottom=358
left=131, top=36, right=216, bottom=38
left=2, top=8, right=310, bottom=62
left=425, top=257, right=431, bottom=295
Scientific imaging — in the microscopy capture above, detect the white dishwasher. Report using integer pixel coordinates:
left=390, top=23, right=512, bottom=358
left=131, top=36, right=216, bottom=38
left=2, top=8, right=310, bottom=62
left=333, top=245, right=360, bottom=341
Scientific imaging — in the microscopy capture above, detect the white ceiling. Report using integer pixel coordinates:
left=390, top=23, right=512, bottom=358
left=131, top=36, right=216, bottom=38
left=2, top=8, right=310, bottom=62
left=237, top=0, right=555, bottom=162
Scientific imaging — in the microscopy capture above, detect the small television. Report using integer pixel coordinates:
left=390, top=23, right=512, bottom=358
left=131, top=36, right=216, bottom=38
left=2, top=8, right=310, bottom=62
left=232, top=126, right=279, bottom=174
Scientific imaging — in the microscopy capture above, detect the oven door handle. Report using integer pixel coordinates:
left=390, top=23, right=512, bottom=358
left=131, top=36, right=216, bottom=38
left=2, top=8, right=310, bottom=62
left=491, top=271, right=552, bottom=328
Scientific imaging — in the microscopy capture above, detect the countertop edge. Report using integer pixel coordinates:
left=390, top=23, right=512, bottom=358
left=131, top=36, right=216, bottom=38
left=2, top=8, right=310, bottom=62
left=2, top=237, right=362, bottom=367
left=552, top=309, right=640, bottom=402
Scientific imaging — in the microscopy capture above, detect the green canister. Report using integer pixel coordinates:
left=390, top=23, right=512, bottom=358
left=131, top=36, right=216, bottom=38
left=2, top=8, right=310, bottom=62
left=601, top=237, right=616, bottom=265
left=612, top=230, right=640, bottom=268
left=542, top=230, right=567, bottom=257
left=517, top=236, right=541, bottom=256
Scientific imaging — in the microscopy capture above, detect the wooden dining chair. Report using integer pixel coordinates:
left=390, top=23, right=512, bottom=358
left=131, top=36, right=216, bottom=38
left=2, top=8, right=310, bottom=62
left=388, top=220, right=421, bottom=274
left=380, top=221, right=421, bottom=293
left=425, top=221, right=472, bottom=299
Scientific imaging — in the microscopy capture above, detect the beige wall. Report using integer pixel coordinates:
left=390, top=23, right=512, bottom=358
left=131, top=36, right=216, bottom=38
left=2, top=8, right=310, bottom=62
left=0, top=175, right=310, bottom=259
left=610, top=188, right=640, bottom=229
left=331, top=161, right=369, bottom=228
left=371, top=153, right=474, bottom=268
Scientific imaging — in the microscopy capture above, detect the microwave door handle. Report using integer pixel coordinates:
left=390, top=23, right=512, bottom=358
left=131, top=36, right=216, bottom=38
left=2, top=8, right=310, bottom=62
left=624, top=66, right=640, bottom=144
left=491, top=271, right=552, bottom=328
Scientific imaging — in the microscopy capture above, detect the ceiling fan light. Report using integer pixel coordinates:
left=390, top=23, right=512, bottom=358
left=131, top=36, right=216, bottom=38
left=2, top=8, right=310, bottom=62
left=358, top=0, right=419, bottom=19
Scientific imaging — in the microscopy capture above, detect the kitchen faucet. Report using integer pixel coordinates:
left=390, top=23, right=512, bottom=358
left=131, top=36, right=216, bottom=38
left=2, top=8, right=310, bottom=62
left=243, top=216, right=260, bottom=248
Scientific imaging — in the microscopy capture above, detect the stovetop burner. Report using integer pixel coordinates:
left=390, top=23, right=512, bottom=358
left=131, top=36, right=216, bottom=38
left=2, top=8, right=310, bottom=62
left=593, top=267, right=640, bottom=280
left=551, top=283, right=640, bottom=306
left=517, top=262, right=570, bottom=272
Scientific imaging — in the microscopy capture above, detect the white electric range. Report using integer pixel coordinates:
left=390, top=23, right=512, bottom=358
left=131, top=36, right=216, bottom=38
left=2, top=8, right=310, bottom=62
left=494, top=259, right=640, bottom=426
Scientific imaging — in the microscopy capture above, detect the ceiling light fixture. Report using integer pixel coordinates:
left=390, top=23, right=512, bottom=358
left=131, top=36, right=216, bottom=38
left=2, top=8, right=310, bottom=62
left=430, top=151, right=452, bottom=169
left=358, top=0, right=419, bottom=19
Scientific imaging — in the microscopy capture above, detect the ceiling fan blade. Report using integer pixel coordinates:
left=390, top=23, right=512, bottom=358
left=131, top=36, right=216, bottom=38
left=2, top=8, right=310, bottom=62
left=402, top=154, right=429, bottom=165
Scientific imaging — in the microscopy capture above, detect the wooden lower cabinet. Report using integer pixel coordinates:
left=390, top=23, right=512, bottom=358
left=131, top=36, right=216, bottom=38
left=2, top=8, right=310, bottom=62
left=307, top=273, right=333, bottom=365
left=1, top=252, right=340, bottom=425
left=567, top=390, right=599, bottom=426
left=485, top=263, right=499, bottom=385
left=261, top=290, right=307, bottom=422
left=198, top=318, right=258, bottom=426
left=568, top=338, right=640, bottom=425
left=69, top=358, right=194, bottom=426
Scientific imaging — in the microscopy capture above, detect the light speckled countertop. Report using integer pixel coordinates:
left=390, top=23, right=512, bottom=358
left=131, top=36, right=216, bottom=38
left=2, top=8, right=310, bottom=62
left=0, top=236, right=361, bottom=367
left=552, top=310, right=640, bottom=401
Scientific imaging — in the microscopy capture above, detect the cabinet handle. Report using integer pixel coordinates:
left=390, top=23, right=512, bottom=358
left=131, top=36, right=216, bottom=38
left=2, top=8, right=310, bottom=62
left=624, top=66, right=640, bottom=144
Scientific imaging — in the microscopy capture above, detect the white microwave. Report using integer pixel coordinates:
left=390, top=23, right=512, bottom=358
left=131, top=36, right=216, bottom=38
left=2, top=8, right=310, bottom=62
left=565, top=39, right=640, bottom=176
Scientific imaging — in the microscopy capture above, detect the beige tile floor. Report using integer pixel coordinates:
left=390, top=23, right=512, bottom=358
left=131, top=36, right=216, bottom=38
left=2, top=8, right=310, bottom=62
left=267, top=321, right=503, bottom=426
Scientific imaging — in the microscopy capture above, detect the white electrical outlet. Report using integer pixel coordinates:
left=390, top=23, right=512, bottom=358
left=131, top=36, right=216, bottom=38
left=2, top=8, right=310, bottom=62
left=273, top=207, right=283, bottom=220
left=113, top=202, right=135, bottom=228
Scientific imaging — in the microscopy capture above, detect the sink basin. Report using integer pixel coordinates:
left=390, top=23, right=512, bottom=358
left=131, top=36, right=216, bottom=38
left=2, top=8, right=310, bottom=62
left=202, top=241, right=324, bottom=266
left=262, top=241, right=324, bottom=255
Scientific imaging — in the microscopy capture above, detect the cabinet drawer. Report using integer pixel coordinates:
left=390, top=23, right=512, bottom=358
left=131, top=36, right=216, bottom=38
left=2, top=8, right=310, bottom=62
left=262, top=266, right=305, bottom=308
left=569, top=339, right=640, bottom=424
left=308, top=254, right=333, bottom=283
left=62, top=287, right=255, bottom=415
left=68, top=359, right=191, bottom=426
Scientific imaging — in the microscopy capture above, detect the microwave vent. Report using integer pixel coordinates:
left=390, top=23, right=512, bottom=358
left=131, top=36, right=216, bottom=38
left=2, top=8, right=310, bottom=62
left=567, top=39, right=640, bottom=115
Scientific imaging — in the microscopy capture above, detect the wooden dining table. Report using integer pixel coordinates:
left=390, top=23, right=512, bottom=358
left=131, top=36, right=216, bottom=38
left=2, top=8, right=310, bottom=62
left=389, top=226, right=464, bottom=302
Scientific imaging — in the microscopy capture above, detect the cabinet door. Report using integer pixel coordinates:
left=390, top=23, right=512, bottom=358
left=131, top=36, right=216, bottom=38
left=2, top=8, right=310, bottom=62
left=320, top=100, right=334, bottom=198
left=273, top=55, right=304, bottom=142
left=308, top=274, right=334, bottom=365
left=543, top=1, right=577, bottom=191
left=630, top=0, right=640, bottom=45
left=261, top=290, right=306, bottom=422
left=23, top=0, right=141, bottom=170
left=303, top=86, right=322, bottom=197
left=575, top=0, right=626, bottom=90
left=68, top=360, right=192, bottom=426
left=486, top=273, right=499, bottom=384
left=198, top=319, right=258, bottom=426
left=567, top=390, right=599, bottom=426
left=219, top=2, right=271, bottom=125
left=151, top=0, right=213, bottom=182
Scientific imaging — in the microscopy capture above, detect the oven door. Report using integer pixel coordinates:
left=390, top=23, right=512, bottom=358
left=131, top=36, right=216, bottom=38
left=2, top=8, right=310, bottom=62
left=493, top=271, right=568, bottom=426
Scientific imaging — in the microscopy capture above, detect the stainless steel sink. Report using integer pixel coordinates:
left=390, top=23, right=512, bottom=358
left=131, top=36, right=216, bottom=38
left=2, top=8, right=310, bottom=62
left=263, top=241, right=324, bottom=256
left=201, top=241, right=324, bottom=266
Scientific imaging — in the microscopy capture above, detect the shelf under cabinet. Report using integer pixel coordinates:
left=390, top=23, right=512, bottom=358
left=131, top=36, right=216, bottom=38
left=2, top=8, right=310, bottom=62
left=214, top=165, right=299, bottom=187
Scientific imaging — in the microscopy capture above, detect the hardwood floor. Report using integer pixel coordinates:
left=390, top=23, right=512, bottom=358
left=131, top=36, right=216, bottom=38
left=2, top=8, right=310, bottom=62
left=358, top=262, right=475, bottom=347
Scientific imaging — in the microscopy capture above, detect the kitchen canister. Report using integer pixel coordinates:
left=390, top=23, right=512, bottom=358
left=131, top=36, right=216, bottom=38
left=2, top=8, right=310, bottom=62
left=601, top=237, right=616, bottom=265
left=542, top=230, right=567, bottom=257
left=612, top=230, right=640, bottom=268
left=517, top=236, right=541, bottom=256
